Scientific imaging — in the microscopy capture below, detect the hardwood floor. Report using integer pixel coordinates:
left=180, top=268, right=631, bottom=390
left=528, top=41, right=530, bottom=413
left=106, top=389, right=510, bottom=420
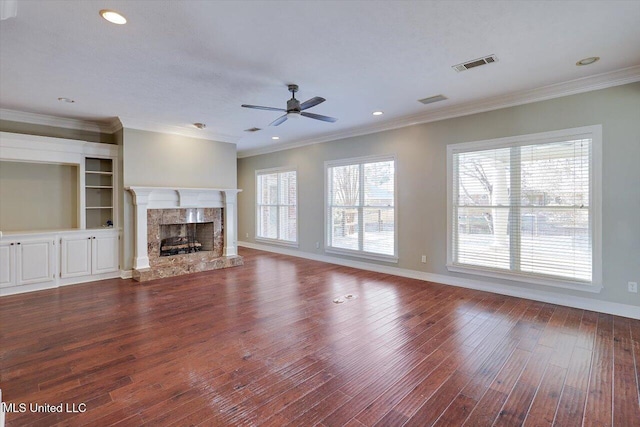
left=1, top=248, right=639, bottom=426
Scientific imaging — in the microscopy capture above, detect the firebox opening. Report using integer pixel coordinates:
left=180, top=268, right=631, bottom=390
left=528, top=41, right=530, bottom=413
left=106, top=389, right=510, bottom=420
left=159, top=222, right=214, bottom=256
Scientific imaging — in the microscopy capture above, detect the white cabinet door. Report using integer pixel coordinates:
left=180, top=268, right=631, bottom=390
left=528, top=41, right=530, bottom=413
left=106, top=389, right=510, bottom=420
left=0, top=242, right=16, bottom=288
left=16, top=239, right=55, bottom=286
left=92, top=234, right=118, bottom=274
left=61, top=235, right=92, bottom=278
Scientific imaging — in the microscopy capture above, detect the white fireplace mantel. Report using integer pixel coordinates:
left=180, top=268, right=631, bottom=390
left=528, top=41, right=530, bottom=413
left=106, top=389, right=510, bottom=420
left=126, top=186, right=242, bottom=270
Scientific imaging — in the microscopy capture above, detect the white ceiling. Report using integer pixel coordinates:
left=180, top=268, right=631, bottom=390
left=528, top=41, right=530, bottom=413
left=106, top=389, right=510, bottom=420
left=1, top=1, right=639, bottom=156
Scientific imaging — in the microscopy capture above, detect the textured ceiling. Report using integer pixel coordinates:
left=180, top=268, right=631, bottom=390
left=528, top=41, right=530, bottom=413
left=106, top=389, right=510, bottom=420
left=1, top=0, right=639, bottom=155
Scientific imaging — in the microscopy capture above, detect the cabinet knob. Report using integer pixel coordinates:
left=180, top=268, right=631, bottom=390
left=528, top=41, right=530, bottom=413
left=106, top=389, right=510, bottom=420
left=88, top=237, right=91, bottom=240
left=16, top=242, right=20, bottom=245
left=10, top=242, right=14, bottom=246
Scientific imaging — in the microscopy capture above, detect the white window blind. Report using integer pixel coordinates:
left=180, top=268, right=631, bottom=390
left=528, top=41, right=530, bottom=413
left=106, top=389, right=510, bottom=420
left=326, top=156, right=396, bottom=260
left=256, top=169, right=297, bottom=243
left=448, top=126, right=601, bottom=289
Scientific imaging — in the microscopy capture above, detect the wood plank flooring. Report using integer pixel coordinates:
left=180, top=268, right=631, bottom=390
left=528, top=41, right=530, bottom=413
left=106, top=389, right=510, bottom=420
left=1, top=247, right=639, bottom=426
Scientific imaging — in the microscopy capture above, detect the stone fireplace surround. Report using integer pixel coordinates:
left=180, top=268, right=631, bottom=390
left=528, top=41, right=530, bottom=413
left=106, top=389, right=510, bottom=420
left=126, top=187, right=243, bottom=282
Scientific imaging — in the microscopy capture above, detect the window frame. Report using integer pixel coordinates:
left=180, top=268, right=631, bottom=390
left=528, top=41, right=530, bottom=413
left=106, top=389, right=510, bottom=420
left=446, top=125, right=602, bottom=292
left=324, top=154, right=398, bottom=263
left=255, top=166, right=298, bottom=247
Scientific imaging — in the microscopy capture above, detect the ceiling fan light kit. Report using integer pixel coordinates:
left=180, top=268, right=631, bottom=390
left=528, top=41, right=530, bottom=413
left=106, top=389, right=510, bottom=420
left=242, top=84, right=337, bottom=126
left=99, top=9, right=127, bottom=25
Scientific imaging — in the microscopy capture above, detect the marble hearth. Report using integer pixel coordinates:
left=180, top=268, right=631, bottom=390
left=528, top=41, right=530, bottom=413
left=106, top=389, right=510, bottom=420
left=126, top=187, right=243, bottom=282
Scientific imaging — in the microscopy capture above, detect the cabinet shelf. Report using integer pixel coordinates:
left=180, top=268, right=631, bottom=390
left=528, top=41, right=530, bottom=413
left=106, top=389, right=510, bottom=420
left=86, top=185, right=113, bottom=189
left=86, top=206, right=113, bottom=209
left=85, top=171, right=113, bottom=175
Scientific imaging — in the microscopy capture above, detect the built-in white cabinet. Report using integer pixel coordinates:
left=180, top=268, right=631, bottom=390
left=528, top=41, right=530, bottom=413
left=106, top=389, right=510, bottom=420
left=0, top=132, right=122, bottom=296
left=0, top=230, right=120, bottom=295
left=0, top=131, right=119, bottom=231
left=60, top=231, right=118, bottom=278
left=0, top=237, right=56, bottom=289
left=60, top=235, right=92, bottom=278
left=18, top=238, right=56, bottom=286
left=0, top=241, right=16, bottom=287
left=92, top=233, right=119, bottom=274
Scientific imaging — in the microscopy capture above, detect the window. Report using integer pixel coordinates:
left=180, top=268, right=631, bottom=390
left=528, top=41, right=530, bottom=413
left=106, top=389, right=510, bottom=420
left=326, top=155, right=397, bottom=262
left=256, top=168, right=297, bottom=245
left=447, top=125, right=602, bottom=291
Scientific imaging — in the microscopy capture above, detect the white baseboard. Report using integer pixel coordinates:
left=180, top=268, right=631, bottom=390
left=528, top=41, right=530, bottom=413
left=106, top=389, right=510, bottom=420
left=0, top=281, right=58, bottom=297
left=120, top=269, right=133, bottom=279
left=239, top=241, right=640, bottom=320
left=1, top=271, right=123, bottom=297
left=59, top=271, right=121, bottom=287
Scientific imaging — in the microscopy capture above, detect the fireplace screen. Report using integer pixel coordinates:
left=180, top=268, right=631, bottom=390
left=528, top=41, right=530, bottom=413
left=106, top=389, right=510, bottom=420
left=159, top=222, right=214, bottom=256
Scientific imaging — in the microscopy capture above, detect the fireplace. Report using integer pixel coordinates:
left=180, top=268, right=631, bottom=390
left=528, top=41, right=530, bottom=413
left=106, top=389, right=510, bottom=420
left=160, top=222, right=211, bottom=256
left=147, top=207, right=223, bottom=259
left=154, top=207, right=217, bottom=256
left=126, top=186, right=243, bottom=282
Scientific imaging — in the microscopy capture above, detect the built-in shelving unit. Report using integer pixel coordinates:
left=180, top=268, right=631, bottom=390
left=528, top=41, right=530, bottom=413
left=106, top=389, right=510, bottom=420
left=1, top=132, right=121, bottom=296
left=85, top=157, right=114, bottom=229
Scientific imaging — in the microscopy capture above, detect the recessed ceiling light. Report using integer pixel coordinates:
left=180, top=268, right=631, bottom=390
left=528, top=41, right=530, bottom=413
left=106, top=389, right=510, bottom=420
left=372, top=111, right=384, bottom=116
left=57, top=97, right=75, bottom=103
left=576, top=56, right=600, bottom=66
left=100, top=9, right=127, bottom=25
left=193, top=123, right=206, bottom=129
left=271, top=136, right=280, bottom=140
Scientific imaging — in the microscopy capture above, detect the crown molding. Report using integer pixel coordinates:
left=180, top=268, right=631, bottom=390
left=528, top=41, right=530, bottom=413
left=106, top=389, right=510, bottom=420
left=117, top=116, right=239, bottom=145
left=237, top=65, right=640, bottom=158
left=0, top=109, right=238, bottom=144
left=104, top=117, right=123, bottom=133
left=0, top=109, right=118, bottom=134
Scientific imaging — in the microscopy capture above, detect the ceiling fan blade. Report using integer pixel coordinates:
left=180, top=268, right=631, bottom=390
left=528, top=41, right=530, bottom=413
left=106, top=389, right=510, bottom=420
left=301, top=112, right=337, bottom=123
left=269, top=114, right=288, bottom=126
left=241, top=104, right=286, bottom=112
left=299, top=96, right=326, bottom=111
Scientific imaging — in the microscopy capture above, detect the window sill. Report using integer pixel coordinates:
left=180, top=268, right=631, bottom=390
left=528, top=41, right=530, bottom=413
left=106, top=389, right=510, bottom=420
left=325, top=247, right=398, bottom=264
left=255, top=237, right=299, bottom=248
left=446, top=264, right=602, bottom=294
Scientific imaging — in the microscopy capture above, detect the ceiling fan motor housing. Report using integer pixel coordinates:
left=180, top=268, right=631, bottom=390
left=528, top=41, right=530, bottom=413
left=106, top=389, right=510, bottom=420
left=287, top=98, right=301, bottom=113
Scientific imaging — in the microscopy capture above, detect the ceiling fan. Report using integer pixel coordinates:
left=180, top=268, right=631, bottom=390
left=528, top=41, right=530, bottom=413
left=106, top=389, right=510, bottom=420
left=242, top=84, right=337, bottom=126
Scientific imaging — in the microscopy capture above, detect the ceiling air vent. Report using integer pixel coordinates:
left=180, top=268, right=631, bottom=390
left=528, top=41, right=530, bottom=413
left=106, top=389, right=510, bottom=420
left=418, top=94, right=448, bottom=105
left=452, top=55, right=498, bottom=72
left=244, top=127, right=261, bottom=132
